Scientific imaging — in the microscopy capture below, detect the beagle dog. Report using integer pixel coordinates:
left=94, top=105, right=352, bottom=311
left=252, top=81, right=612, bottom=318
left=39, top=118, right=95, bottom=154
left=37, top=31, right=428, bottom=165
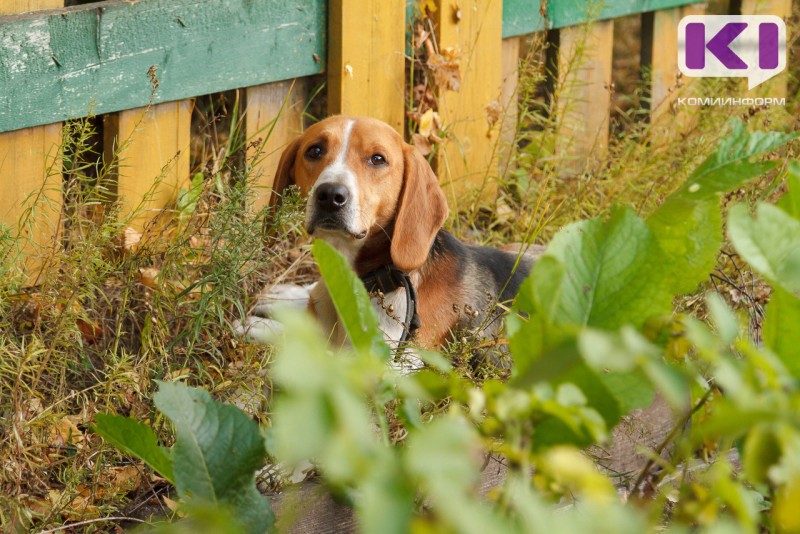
left=236, top=116, right=540, bottom=367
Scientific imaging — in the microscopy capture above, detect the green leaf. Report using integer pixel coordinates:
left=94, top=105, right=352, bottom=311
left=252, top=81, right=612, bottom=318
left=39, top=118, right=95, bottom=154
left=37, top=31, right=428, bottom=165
left=93, top=413, right=174, bottom=484
left=153, top=381, right=273, bottom=534
left=647, top=198, right=721, bottom=294
left=676, top=119, right=796, bottom=200
left=646, top=124, right=794, bottom=295
left=728, top=203, right=800, bottom=296
left=763, top=286, right=800, bottom=379
left=777, top=161, right=800, bottom=220
left=538, top=206, right=672, bottom=329
left=311, top=239, right=390, bottom=360
left=743, top=424, right=782, bottom=485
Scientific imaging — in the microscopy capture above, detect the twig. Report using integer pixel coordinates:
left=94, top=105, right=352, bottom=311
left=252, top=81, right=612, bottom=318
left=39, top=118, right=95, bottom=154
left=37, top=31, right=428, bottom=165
left=631, top=386, right=715, bottom=495
left=37, top=516, right=146, bottom=533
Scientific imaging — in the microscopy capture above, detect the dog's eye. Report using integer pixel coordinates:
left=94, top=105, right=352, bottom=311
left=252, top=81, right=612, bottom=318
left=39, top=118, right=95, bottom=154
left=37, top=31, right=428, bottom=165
left=305, top=145, right=324, bottom=161
left=368, top=154, right=387, bottom=166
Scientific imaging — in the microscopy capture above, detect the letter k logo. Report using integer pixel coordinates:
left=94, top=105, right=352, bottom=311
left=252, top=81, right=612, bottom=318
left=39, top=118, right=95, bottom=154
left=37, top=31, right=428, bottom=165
left=686, top=22, right=748, bottom=69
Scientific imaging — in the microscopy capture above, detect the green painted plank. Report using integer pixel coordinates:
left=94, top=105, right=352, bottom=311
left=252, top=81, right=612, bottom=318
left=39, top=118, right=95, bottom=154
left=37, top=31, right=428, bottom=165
left=503, top=0, right=545, bottom=38
left=503, top=0, right=703, bottom=37
left=0, top=0, right=325, bottom=132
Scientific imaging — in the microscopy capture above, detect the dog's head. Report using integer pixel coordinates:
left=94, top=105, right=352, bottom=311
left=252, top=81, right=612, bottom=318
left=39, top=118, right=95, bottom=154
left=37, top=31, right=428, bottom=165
left=273, top=116, right=448, bottom=271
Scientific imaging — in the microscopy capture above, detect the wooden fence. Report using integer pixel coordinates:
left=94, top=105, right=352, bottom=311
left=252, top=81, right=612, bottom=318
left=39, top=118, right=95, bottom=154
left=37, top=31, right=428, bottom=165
left=0, top=0, right=795, bottom=272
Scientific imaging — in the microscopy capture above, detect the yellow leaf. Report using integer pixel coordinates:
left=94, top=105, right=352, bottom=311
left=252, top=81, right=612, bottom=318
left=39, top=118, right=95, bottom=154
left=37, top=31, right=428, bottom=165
left=417, top=0, right=436, bottom=15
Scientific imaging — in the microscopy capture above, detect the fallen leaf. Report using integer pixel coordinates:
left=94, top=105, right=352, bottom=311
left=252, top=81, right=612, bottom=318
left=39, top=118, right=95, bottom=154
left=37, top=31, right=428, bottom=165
left=137, top=267, right=161, bottom=289
left=417, top=0, right=437, bottom=15
left=427, top=49, right=461, bottom=92
left=49, top=416, right=84, bottom=449
left=123, top=227, right=142, bottom=252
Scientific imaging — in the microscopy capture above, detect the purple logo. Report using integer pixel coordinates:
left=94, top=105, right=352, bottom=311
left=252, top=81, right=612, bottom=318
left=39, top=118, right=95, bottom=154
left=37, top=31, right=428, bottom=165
left=678, top=15, right=786, bottom=89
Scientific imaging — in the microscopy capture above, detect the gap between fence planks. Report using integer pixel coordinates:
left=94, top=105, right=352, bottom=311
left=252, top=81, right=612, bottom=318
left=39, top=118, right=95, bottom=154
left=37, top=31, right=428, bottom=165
left=103, top=101, right=191, bottom=231
left=0, top=0, right=63, bottom=281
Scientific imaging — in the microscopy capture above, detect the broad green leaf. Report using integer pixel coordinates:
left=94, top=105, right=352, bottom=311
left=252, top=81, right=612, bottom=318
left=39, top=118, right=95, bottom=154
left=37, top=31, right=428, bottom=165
left=706, top=292, right=740, bottom=345
left=777, top=161, right=800, bottom=220
left=743, top=424, right=782, bottom=485
left=647, top=197, right=721, bottom=294
left=538, top=205, right=672, bottom=329
left=676, top=119, right=796, bottom=200
left=405, top=418, right=515, bottom=534
left=270, top=310, right=379, bottom=483
left=359, top=453, right=414, bottom=534
left=311, top=239, right=390, bottom=360
left=728, top=203, right=800, bottom=296
left=154, top=381, right=273, bottom=534
left=646, top=123, right=795, bottom=295
left=93, top=413, right=174, bottom=484
left=763, top=286, right=800, bottom=379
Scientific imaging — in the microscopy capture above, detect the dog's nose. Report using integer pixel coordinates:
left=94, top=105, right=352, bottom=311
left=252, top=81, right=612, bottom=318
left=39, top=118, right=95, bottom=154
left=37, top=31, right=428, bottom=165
left=315, top=183, right=350, bottom=211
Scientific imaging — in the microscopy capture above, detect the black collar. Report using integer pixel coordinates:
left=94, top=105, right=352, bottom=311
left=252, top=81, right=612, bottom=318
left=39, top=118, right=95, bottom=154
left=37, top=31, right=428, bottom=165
left=359, top=264, right=421, bottom=343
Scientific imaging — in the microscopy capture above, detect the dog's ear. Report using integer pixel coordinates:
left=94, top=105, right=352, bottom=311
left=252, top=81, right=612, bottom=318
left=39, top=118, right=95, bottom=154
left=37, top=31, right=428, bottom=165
left=391, top=144, right=449, bottom=271
left=269, top=137, right=302, bottom=205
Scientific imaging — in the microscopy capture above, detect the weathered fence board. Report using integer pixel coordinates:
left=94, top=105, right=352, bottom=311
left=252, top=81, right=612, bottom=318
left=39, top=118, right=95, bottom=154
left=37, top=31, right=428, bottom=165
left=0, top=0, right=63, bottom=281
left=246, top=79, right=308, bottom=209
left=502, top=0, right=705, bottom=36
left=434, top=0, right=503, bottom=207
left=556, top=19, right=615, bottom=172
left=328, top=0, right=406, bottom=134
left=103, top=101, right=191, bottom=228
left=0, top=0, right=326, bottom=133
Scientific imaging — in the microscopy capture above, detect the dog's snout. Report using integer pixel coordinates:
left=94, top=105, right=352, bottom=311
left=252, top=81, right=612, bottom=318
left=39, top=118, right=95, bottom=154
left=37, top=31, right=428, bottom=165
left=315, top=183, right=350, bottom=211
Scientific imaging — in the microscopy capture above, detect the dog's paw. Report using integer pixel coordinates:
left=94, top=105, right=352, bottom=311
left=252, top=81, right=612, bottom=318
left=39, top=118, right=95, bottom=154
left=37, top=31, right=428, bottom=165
left=233, top=316, right=284, bottom=344
left=251, top=283, right=314, bottom=318
left=234, top=283, right=314, bottom=344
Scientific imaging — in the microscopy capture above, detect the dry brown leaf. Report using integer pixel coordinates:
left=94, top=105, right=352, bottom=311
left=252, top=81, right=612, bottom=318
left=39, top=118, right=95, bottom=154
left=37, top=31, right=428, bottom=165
left=137, top=267, right=160, bottom=289
left=99, top=465, right=144, bottom=493
left=428, top=48, right=461, bottom=92
left=485, top=100, right=503, bottom=129
left=412, top=134, right=433, bottom=157
left=123, top=227, right=142, bottom=252
left=48, top=416, right=84, bottom=449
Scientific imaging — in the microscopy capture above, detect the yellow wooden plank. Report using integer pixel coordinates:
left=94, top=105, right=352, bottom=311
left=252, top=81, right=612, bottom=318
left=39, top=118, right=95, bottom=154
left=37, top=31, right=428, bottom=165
left=499, top=37, right=521, bottom=178
left=741, top=0, right=791, bottom=98
left=328, top=0, right=405, bottom=133
left=0, top=0, right=63, bottom=282
left=648, top=8, right=681, bottom=122
left=103, top=101, right=191, bottom=229
left=245, top=80, right=307, bottom=209
left=0, top=0, right=60, bottom=14
left=434, top=0, right=503, bottom=208
left=647, top=4, right=706, bottom=129
left=556, top=19, right=614, bottom=173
